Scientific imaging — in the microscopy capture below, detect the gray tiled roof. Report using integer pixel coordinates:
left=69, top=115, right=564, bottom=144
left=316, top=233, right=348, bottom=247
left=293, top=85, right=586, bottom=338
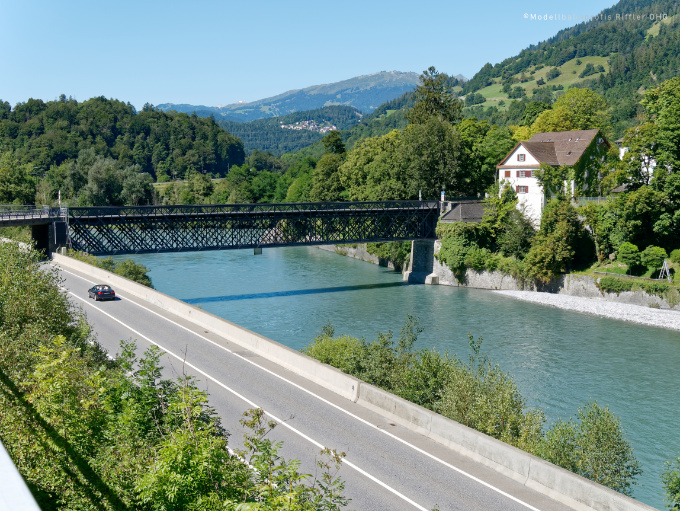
left=440, top=201, right=485, bottom=223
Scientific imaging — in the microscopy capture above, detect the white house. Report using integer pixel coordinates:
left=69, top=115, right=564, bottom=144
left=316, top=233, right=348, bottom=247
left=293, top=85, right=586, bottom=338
left=497, top=129, right=610, bottom=224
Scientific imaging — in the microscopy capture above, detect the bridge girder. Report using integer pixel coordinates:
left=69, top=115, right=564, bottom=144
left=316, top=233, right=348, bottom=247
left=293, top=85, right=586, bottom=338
left=67, top=201, right=440, bottom=255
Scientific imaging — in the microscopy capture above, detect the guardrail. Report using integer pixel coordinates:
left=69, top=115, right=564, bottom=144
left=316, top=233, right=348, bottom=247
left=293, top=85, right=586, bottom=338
left=0, top=205, right=67, bottom=220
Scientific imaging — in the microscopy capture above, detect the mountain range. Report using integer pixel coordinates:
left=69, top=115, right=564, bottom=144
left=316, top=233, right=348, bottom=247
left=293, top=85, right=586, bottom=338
left=157, top=71, right=442, bottom=122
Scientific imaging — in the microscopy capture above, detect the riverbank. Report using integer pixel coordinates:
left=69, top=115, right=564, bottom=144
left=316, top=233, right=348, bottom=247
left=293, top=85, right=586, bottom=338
left=496, top=290, right=680, bottom=331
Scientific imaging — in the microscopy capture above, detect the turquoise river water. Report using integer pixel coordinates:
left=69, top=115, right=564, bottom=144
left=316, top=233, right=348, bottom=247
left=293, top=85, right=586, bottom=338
left=119, top=246, right=680, bottom=509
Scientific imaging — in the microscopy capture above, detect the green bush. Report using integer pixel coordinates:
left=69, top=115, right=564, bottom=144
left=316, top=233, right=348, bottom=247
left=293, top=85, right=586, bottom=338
left=67, top=249, right=154, bottom=288
left=365, top=241, right=411, bottom=271
left=640, top=245, right=667, bottom=271
left=670, top=249, right=680, bottom=264
left=538, top=402, right=641, bottom=496
left=616, top=242, right=640, bottom=269
left=597, top=276, right=634, bottom=295
left=304, top=320, right=640, bottom=493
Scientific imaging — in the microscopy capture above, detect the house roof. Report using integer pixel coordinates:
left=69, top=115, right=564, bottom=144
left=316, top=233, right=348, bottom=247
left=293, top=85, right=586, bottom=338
left=440, top=201, right=485, bottom=223
left=498, top=129, right=607, bottom=167
left=527, top=129, right=603, bottom=166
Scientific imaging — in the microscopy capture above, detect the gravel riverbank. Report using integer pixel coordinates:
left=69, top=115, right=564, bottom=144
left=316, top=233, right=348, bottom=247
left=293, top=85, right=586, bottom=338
left=494, top=290, right=680, bottom=331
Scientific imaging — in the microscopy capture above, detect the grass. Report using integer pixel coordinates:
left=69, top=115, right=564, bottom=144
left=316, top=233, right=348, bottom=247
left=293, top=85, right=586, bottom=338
left=579, top=259, right=677, bottom=283
left=646, top=14, right=677, bottom=38
left=470, top=55, right=611, bottom=111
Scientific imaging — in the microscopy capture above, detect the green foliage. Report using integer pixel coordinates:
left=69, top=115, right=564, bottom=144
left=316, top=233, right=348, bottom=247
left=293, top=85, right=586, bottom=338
left=662, top=456, right=680, bottom=510
left=524, top=198, right=582, bottom=283
left=67, top=249, right=154, bottom=288
left=670, top=248, right=680, bottom=264
left=436, top=222, right=490, bottom=281
left=365, top=241, right=412, bottom=271
left=596, top=275, right=677, bottom=302
left=0, top=241, right=349, bottom=509
left=0, top=150, right=36, bottom=204
left=640, top=245, right=668, bottom=270
left=597, top=275, right=634, bottom=295
left=305, top=319, right=639, bottom=490
left=616, top=242, right=640, bottom=269
left=546, top=67, right=561, bottom=81
left=407, top=66, right=463, bottom=126
left=0, top=97, right=245, bottom=186
left=538, top=402, right=641, bottom=496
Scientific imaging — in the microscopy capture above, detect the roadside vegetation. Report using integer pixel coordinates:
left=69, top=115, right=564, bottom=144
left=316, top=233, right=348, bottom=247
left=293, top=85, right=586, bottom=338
left=0, top=241, right=348, bottom=510
left=66, top=249, right=155, bottom=288
left=303, top=316, right=641, bottom=496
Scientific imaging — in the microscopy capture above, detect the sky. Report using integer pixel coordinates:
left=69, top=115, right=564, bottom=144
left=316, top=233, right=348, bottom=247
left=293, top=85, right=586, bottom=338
left=0, top=0, right=641, bottom=111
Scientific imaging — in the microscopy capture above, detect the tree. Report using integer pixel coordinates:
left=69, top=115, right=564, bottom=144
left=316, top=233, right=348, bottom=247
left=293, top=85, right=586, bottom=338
left=616, top=242, right=640, bottom=270
left=641, top=77, right=680, bottom=173
left=539, top=402, right=641, bottom=496
left=399, top=117, right=465, bottom=199
left=640, top=245, right=667, bottom=271
left=407, top=66, right=462, bottom=125
left=663, top=457, right=680, bottom=510
left=339, top=130, right=406, bottom=201
left=310, top=153, right=345, bottom=201
left=322, top=130, right=346, bottom=155
left=0, top=150, right=36, bottom=204
left=528, top=88, right=609, bottom=136
left=524, top=198, right=582, bottom=282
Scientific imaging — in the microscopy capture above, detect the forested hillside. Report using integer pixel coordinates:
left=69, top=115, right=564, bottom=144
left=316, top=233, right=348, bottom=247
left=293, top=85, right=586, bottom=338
left=462, top=0, right=680, bottom=135
left=0, top=96, right=245, bottom=180
left=217, top=105, right=364, bottom=155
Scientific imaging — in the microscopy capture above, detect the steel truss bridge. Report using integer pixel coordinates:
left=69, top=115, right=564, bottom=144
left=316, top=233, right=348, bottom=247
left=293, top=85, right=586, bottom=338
left=61, top=201, right=439, bottom=255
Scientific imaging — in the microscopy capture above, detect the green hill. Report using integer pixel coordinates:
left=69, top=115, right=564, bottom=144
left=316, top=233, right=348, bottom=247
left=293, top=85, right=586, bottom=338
left=462, top=0, right=680, bottom=135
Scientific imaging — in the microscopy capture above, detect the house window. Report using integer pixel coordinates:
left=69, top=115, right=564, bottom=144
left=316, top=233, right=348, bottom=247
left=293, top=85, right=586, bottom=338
left=504, top=170, right=511, bottom=178
left=518, top=170, right=532, bottom=178
left=517, top=154, right=526, bottom=162
left=517, top=185, right=529, bottom=194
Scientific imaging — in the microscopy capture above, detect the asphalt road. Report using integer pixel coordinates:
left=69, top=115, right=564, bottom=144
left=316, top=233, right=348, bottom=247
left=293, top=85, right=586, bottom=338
left=54, top=261, right=577, bottom=511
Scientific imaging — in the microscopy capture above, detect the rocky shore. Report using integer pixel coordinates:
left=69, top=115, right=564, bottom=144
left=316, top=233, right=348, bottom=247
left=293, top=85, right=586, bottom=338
left=495, top=290, right=680, bottom=331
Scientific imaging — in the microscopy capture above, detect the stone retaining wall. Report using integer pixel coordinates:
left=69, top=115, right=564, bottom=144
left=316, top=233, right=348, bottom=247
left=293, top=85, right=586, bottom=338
left=322, top=241, right=680, bottom=310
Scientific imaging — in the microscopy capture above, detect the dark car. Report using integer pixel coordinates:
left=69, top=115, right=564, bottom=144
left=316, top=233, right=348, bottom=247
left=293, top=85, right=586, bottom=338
left=88, top=284, right=116, bottom=301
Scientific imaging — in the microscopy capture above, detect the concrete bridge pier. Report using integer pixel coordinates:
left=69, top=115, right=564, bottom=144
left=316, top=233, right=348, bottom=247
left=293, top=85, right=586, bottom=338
left=403, top=239, right=439, bottom=284
left=31, top=221, right=68, bottom=257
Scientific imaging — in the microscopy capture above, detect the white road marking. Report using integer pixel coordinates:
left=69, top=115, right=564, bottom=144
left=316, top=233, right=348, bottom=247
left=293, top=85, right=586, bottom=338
left=59, top=265, right=543, bottom=511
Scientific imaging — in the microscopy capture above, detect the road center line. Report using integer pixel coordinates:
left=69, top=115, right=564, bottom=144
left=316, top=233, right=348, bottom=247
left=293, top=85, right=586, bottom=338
left=60, top=266, right=543, bottom=511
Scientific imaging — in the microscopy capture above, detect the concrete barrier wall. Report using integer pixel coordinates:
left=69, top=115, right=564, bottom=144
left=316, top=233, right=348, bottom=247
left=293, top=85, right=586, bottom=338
left=52, top=253, right=360, bottom=402
left=356, top=383, right=657, bottom=511
left=54, top=253, right=657, bottom=511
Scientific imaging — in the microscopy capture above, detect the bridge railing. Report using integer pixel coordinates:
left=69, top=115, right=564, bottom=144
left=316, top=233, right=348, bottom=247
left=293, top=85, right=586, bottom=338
left=0, top=205, right=67, bottom=220
left=68, top=200, right=439, bottom=218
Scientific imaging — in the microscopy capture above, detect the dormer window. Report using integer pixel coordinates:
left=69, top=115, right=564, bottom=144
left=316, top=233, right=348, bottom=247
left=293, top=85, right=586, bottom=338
left=517, top=154, right=526, bottom=162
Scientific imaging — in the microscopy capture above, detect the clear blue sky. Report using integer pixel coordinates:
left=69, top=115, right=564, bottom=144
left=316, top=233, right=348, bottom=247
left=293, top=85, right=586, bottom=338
left=0, top=0, right=631, bottom=110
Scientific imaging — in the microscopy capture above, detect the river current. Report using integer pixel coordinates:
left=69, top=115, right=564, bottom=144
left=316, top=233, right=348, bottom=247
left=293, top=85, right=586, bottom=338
left=118, top=246, right=680, bottom=509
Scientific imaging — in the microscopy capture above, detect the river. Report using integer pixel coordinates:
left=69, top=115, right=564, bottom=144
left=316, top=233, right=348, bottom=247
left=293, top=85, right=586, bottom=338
left=117, top=246, right=680, bottom=509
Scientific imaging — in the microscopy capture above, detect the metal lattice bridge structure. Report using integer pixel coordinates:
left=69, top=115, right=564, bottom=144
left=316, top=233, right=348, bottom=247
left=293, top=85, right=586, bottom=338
left=60, top=201, right=439, bottom=255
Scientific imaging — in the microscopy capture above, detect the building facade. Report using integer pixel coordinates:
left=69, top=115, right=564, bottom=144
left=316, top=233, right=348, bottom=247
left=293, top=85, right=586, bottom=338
left=497, top=129, right=610, bottom=224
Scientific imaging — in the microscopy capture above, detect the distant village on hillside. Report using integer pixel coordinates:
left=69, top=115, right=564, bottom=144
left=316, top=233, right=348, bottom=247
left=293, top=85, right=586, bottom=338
left=279, top=119, right=337, bottom=133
